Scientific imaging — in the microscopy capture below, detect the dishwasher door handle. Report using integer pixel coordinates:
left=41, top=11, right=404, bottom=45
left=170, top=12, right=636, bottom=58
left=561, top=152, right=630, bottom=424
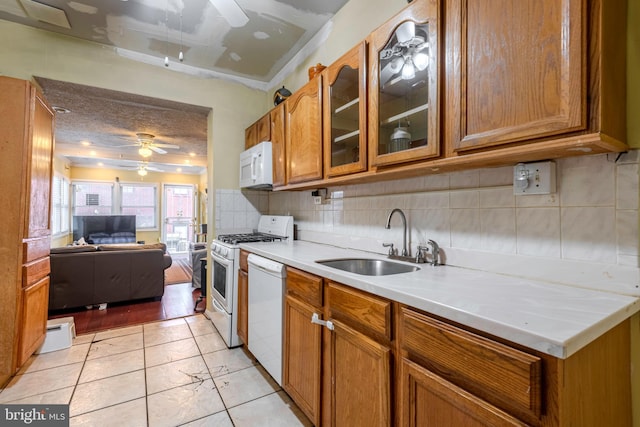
left=248, top=253, right=285, bottom=275
left=311, top=313, right=334, bottom=331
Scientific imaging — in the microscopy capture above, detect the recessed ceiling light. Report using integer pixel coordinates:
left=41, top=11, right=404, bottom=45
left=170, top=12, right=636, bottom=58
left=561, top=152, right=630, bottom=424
left=52, top=106, right=71, bottom=114
left=189, top=152, right=196, bottom=157
left=89, top=150, right=97, bottom=156
left=254, top=31, right=269, bottom=40
left=81, top=141, right=91, bottom=146
left=97, top=162, right=103, bottom=166
left=176, top=168, right=182, bottom=173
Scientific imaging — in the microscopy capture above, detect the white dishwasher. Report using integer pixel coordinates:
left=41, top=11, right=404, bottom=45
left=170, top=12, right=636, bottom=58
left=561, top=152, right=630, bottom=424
left=247, top=253, right=286, bottom=386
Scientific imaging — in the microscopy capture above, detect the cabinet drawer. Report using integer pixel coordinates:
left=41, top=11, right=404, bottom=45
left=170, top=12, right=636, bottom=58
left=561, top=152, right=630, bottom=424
left=286, top=267, right=323, bottom=308
left=240, top=249, right=250, bottom=272
left=23, top=256, right=50, bottom=287
left=327, top=281, right=391, bottom=340
left=400, top=307, right=542, bottom=419
left=23, top=236, right=51, bottom=263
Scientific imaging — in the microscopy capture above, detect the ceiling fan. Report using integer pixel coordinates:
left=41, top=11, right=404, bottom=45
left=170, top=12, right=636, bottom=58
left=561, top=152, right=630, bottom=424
left=121, top=133, right=180, bottom=157
left=379, top=21, right=429, bottom=87
left=120, top=161, right=163, bottom=176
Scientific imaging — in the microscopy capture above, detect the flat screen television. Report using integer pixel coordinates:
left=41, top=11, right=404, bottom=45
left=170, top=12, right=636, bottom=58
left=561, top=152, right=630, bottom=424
left=73, top=215, right=137, bottom=244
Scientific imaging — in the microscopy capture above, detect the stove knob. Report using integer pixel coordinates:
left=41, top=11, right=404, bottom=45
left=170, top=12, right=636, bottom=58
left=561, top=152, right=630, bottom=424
left=222, top=247, right=228, bottom=257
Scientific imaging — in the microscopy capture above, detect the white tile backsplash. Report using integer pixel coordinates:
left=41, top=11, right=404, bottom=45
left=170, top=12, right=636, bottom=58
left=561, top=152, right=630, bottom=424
left=211, top=152, right=638, bottom=295
left=516, top=207, right=561, bottom=258
left=559, top=155, right=616, bottom=207
left=560, top=207, right=617, bottom=263
left=214, top=189, right=268, bottom=235
left=617, top=163, right=639, bottom=210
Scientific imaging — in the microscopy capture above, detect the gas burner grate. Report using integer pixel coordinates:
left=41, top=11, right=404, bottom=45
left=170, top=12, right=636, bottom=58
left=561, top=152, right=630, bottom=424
left=216, top=232, right=286, bottom=245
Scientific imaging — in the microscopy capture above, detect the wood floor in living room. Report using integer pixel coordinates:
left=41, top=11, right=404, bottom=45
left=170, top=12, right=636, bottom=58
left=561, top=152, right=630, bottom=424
left=48, top=256, right=203, bottom=335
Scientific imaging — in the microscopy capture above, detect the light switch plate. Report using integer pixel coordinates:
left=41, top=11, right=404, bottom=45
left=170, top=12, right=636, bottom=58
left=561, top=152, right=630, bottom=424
left=513, top=161, right=556, bottom=195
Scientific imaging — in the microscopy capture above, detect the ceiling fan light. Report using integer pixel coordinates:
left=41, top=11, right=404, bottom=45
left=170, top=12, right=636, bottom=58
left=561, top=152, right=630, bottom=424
left=139, top=146, right=153, bottom=157
left=401, top=57, right=415, bottom=80
left=138, top=168, right=148, bottom=176
left=412, top=52, right=429, bottom=71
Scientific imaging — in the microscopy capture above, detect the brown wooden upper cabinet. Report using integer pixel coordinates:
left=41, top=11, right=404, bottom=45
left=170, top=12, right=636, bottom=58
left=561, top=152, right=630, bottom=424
left=369, top=0, right=441, bottom=168
left=445, top=0, right=626, bottom=155
left=285, top=76, right=323, bottom=185
left=245, top=112, right=270, bottom=149
left=448, top=0, right=584, bottom=152
left=323, top=41, right=368, bottom=178
left=270, top=102, right=287, bottom=188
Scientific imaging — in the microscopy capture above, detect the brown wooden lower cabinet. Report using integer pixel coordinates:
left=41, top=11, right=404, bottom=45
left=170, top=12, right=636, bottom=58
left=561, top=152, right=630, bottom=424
left=283, top=294, right=322, bottom=426
left=400, top=358, right=526, bottom=427
left=329, top=319, right=392, bottom=426
left=282, top=269, right=632, bottom=427
left=18, top=276, right=50, bottom=366
left=237, top=250, right=250, bottom=346
left=237, top=269, right=248, bottom=345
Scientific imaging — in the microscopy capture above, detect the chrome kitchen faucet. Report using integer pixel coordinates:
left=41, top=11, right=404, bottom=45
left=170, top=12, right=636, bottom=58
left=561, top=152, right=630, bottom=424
left=384, top=208, right=409, bottom=256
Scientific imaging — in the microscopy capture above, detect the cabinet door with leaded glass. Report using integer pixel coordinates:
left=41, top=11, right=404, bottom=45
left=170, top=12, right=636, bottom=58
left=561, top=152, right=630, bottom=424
left=369, top=0, right=440, bottom=168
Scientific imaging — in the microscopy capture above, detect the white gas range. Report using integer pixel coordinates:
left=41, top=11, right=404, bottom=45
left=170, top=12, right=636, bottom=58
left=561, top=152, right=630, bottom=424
left=207, top=215, right=294, bottom=348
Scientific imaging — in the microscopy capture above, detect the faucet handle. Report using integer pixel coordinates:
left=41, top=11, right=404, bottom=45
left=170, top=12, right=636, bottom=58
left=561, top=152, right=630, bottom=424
left=382, top=242, right=396, bottom=256
left=415, top=245, right=429, bottom=263
left=427, top=240, right=440, bottom=266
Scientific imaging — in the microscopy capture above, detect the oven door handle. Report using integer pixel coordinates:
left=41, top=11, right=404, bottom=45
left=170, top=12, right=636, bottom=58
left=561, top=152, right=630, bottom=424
left=210, top=250, right=231, bottom=267
left=212, top=298, right=226, bottom=313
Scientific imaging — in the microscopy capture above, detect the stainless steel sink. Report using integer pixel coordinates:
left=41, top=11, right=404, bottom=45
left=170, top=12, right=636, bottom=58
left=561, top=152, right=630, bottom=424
left=316, top=258, right=420, bottom=276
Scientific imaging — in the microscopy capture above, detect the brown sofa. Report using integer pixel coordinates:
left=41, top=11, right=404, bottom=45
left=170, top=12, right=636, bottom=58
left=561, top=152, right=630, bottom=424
left=49, top=243, right=172, bottom=310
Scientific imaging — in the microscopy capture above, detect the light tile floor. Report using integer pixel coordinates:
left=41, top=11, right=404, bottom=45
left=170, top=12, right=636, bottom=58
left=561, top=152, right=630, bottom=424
left=0, top=315, right=312, bottom=427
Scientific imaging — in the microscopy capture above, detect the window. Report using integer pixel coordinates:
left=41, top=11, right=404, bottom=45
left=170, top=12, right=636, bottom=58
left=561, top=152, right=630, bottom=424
left=121, top=183, right=158, bottom=229
left=71, top=181, right=158, bottom=231
left=51, top=174, right=70, bottom=236
left=72, top=182, right=113, bottom=215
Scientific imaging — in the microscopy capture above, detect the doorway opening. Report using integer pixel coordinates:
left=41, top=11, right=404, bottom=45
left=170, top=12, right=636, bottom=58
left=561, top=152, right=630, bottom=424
left=162, top=184, right=196, bottom=255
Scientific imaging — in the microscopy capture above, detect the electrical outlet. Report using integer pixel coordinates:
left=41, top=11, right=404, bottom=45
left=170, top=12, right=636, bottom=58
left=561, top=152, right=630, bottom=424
left=313, top=196, right=322, bottom=205
left=513, top=161, right=556, bottom=195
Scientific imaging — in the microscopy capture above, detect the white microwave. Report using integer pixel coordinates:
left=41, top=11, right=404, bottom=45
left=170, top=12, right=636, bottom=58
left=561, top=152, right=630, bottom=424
left=239, top=141, right=273, bottom=189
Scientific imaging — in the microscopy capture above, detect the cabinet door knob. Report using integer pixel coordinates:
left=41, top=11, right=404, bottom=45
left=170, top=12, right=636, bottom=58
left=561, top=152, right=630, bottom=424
left=311, top=313, right=334, bottom=331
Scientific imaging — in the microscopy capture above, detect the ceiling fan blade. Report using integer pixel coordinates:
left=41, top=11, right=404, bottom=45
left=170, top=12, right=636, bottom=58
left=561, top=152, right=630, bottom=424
left=396, top=21, right=415, bottom=44
left=153, top=143, right=180, bottom=149
left=150, top=146, right=168, bottom=154
left=209, top=0, right=248, bottom=28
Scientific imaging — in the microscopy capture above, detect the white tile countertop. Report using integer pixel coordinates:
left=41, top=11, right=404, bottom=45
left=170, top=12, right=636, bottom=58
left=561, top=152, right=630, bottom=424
left=239, top=240, right=640, bottom=359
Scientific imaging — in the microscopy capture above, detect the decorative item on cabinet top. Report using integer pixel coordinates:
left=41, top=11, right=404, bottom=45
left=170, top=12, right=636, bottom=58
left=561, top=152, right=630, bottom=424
left=308, top=63, right=326, bottom=81
left=273, top=86, right=292, bottom=106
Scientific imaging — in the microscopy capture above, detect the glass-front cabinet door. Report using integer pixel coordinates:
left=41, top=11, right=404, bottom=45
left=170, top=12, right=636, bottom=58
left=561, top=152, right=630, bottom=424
left=323, top=42, right=367, bottom=177
left=369, top=0, right=440, bottom=167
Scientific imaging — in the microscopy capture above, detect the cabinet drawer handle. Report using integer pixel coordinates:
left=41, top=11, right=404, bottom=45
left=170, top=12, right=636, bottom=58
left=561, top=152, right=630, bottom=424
left=311, top=313, right=334, bottom=331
